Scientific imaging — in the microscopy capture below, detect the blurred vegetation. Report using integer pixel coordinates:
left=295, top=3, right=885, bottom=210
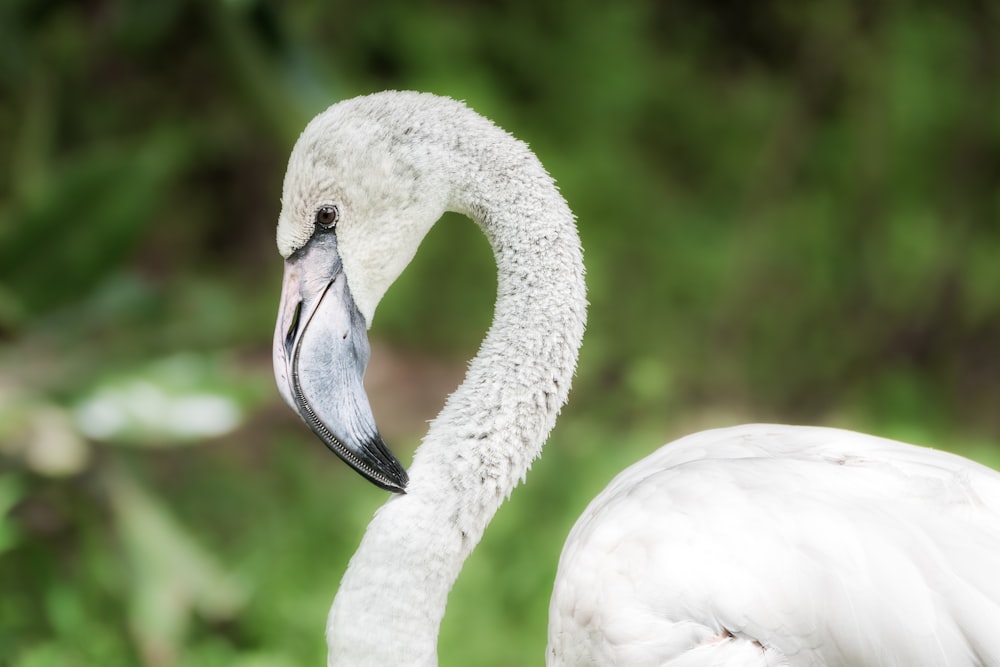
left=1, top=0, right=999, bottom=664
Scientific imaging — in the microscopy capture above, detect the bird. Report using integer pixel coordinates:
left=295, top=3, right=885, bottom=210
left=270, top=90, right=1000, bottom=666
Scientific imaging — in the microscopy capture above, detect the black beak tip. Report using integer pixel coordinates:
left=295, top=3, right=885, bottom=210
left=380, top=465, right=409, bottom=494
left=364, top=462, right=408, bottom=494
left=334, top=432, right=409, bottom=494
left=367, top=438, right=409, bottom=494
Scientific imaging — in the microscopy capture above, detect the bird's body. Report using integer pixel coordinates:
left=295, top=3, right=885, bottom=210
left=550, top=423, right=1000, bottom=666
left=270, top=91, right=1000, bottom=666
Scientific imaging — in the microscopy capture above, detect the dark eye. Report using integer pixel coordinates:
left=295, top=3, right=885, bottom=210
left=315, top=204, right=339, bottom=230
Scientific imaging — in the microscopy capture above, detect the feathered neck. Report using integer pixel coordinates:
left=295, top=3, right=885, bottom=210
left=326, top=104, right=587, bottom=666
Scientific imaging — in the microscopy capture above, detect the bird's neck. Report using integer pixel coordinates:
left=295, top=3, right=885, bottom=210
left=326, top=126, right=586, bottom=665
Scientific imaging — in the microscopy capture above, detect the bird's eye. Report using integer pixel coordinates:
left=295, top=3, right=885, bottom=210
left=315, top=205, right=340, bottom=230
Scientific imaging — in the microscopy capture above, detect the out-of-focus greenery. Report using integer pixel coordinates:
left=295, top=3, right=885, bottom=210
left=1, top=0, right=998, bottom=665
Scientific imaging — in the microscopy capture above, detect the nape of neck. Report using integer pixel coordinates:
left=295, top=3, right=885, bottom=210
left=327, top=105, right=586, bottom=666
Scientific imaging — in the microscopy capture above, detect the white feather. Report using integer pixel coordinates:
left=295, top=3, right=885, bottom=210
left=549, top=424, right=1000, bottom=665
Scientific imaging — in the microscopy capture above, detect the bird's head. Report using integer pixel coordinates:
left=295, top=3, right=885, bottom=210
left=272, top=92, right=462, bottom=493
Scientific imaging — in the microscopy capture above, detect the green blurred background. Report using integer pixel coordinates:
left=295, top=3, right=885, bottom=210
left=1, top=0, right=998, bottom=664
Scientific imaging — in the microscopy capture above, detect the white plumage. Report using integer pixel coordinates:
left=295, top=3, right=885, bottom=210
left=550, top=424, right=1000, bottom=665
left=271, top=91, right=1000, bottom=666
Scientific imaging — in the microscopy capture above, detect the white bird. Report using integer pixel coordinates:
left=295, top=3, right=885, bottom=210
left=271, top=91, right=1000, bottom=666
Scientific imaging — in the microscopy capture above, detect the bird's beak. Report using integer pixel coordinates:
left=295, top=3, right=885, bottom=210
left=273, top=232, right=408, bottom=493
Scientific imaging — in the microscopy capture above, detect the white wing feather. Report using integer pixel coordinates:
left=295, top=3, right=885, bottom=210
left=548, top=424, right=1000, bottom=666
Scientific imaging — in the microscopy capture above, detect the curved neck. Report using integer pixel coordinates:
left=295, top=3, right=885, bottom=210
left=326, top=123, right=586, bottom=665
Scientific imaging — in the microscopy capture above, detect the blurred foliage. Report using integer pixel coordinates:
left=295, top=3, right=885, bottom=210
left=1, top=0, right=999, bottom=665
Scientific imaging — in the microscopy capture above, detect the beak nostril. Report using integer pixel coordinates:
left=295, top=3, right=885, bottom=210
left=285, top=300, right=303, bottom=355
